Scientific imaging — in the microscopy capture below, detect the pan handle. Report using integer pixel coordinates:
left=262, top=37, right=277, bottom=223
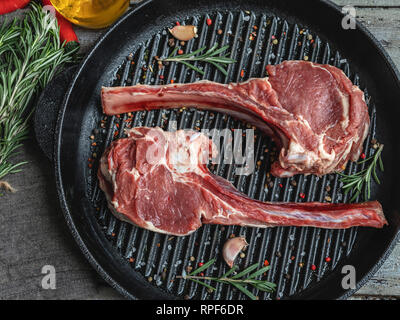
left=34, top=66, right=77, bottom=162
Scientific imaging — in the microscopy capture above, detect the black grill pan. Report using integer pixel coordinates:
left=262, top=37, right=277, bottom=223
left=36, top=0, right=400, bottom=299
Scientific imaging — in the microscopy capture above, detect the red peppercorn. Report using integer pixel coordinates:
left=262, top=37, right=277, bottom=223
left=299, top=193, right=306, bottom=199
left=200, top=272, right=205, bottom=276
left=271, top=35, right=276, bottom=39
left=325, top=257, right=331, bottom=262
left=175, top=21, right=180, bottom=26
left=198, top=262, right=204, bottom=267
left=310, top=264, right=316, bottom=271
left=264, top=260, right=269, bottom=266
left=360, top=153, right=366, bottom=159
left=206, top=18, right=212, bottom=26
left=159, top=74, right=164, bottom=79
left=178, top=49, right=184, bottom=55
left=279, top=183, right=283, bottom=188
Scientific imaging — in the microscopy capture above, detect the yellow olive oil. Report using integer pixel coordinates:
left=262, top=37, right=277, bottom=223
left=50, top=0, right=129, bottom=29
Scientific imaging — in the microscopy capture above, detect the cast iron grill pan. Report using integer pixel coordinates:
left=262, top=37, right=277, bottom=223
left=51, top=0, right=400, bottom=300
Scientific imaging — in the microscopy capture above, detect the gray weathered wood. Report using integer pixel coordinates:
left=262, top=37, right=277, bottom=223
left=335, top=0, right=400, bottom=7
left=0, top=1, right=399, bottom=300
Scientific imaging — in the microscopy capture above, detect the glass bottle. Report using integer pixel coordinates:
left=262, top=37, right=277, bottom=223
left=50, top=0, right=129, bottom=29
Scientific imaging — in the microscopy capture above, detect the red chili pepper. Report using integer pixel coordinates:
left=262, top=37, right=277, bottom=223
left=240, top=69, right=245, bottom=77
left=0, top=0, right=30, bottom=15
left=198, top=262, right=204, bottom=267
left=264, top=260, right=269, bottom=266
left=175, top=21, right=180, bottom=26
left=310, top=264, right=316, bottom=271
left=41, top=0, right=78, bottom=45
left=206, top=18, right=212, bottom=26
left=279, top=183, right=283, bottom=188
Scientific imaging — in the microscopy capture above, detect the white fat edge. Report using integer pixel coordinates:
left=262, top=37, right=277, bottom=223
left=317, top=133, right=336, bottom=163
left=227, top=77, right=269, bottom=88
left=144, top=220, right=197, bottom=236
left=337, top=88, right=350, bottom=131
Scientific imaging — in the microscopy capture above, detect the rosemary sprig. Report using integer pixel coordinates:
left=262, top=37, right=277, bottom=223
left=176, top=258, right=276, bottom=300
left=339, top=144, right=384, bottom=202
left=156, top=43, right=236, bottom=76
left=0, top=3, right=78, bottom=184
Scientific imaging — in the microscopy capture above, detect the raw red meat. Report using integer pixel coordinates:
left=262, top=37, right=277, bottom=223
left=98, top=127, right=386, bottom=236
left=101, top=61, right=370, bottom=177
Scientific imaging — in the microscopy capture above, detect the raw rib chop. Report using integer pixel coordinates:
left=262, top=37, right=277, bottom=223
left=98, top=127, right=386, bottom=236
left=101, top=61, right=370, bottom=177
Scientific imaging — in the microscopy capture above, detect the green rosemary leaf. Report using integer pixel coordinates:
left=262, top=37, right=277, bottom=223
left=190, top=279, right=216, bottom=291
left=204, top=43, right=219, bottom=55
left=189, top=258, right=216, bottom=276
left=178, top=259, right=276, bottom=299
left=255, top=282, right=276, bottom=292
left=0, top=3, right=79, bottom=182
left=230, top=282, right=258, bottom=300
left=378, top=154, right=384, bottom=172
left=180, top=60, right=205, bottom=75
left=158, top=43, right=236, bottom=75
left=248, top=266, right=271, bottom=279
left=339, top=144, right=384, bottom=202
left=232, top=263, right=259, bottom=279
left=221, top=265, right=238, bottom=278
left=208, top=61, right=228, bottom=76
left=373, top=166, right=380, bottom=185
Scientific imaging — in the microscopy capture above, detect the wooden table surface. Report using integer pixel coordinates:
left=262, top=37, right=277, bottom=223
left=0, top=0, right=399, bottom=300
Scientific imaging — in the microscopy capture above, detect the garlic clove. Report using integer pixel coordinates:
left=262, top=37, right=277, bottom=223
left=222, top=236, right=248, bottom=268
left=168, top=25, right=198, bottom=41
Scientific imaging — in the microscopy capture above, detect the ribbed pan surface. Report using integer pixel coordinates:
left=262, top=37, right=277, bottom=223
left=87, top=10, right=378, bottom=300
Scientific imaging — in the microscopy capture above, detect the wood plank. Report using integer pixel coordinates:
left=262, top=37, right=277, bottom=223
left=353, top=241, right=400, bottom=297
left=355, top=8, right=400, bottom=68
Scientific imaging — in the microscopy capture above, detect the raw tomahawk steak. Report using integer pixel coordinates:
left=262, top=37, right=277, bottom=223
left=98, top=127, right=386, bottom=236
left=101, top=61, right=370, bottom=177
